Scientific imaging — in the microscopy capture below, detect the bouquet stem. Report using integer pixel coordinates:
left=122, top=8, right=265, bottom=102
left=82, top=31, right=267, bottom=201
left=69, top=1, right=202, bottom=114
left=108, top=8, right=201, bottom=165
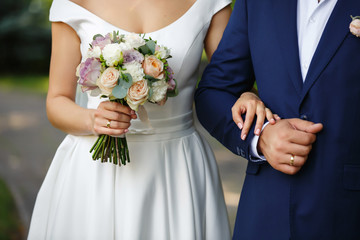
left=90, top=134, right=130, bottom=166
left=90, top=99, right=130, bottom=166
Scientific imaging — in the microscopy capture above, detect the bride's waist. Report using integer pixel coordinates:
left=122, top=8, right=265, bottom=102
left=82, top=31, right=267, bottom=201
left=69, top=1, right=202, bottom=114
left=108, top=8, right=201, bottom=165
left=128, top=111, right=193, bottom=134
left=127, top=111, right=195, bottom=141
left=67, top=112, right=195, bottom=142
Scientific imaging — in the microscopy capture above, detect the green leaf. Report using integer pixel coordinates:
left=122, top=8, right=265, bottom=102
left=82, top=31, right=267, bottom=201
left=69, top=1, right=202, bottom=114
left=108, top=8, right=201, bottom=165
left=122, top=73, right=133, bottom=83
left=146, top=40, right=156, bottom=54
left=93, top=34, right=104, bottom=40
left=144, top=75, right=158, bottom=82
left=166, top=88, right=179, bottom=98
left=119, top=73, right=133, bottom=89
left=138, top=45, right=152, bottom=55
left=148, top=85, right=153, bottom=99
left=112, top=85, right=128, bottom=99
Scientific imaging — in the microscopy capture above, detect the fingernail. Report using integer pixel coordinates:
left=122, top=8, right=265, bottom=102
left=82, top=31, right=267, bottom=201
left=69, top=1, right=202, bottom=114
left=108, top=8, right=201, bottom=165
left=124, top=129, right=129, bottom=133
left=241, top=134, right=246, bottom=140
left=270, top=118, right=275, bottom=124
left=255, top=129, right=260, bottom=135
left=131, top=110, right=135, bottom=115
left=237, top=122, right=243, bottom=130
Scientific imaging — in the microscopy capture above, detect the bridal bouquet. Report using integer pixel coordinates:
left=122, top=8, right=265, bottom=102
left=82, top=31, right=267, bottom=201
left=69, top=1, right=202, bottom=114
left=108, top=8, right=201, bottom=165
left=76, top=31, right=177, bottom=166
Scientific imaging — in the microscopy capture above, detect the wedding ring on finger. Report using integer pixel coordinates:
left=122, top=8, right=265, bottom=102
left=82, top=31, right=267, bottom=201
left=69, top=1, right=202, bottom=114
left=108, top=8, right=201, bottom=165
left=106, top=120, right=111, bottom=128
left=290, top=154, right=295, bottom=166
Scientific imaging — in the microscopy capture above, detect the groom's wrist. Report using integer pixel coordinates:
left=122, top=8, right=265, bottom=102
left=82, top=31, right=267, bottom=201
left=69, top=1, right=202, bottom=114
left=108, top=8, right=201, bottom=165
left=249, top=122, right=269, bottom=162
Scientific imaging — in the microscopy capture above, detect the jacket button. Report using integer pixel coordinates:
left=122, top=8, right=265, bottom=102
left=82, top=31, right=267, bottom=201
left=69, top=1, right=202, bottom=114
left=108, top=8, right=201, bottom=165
left=300, top=114, right=308, bottom=120
left=240, top=149, right=246, bottom=157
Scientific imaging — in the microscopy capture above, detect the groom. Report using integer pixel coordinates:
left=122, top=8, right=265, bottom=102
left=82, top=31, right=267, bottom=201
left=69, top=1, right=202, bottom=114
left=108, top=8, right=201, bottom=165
left=195, top=0, right=360, bottom=239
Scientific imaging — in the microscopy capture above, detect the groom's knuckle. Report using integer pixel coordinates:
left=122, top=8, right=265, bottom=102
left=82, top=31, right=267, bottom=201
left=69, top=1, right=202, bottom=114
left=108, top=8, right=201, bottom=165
left=274, top=141, right=284, bottom=151
left=257, top=101, right=265, bottom=108
left=288, top=168, right=298, bottom=175
left=278, top=131, right=288, bottom=140
left=231, top=105, right=237, bottom=113
left=307, top=134, right=316, bottom=143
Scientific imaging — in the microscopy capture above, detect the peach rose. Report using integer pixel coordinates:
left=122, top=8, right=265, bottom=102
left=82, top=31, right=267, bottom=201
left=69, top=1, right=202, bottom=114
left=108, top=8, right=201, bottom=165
left=143, top=55, right=164, bottom=79
left=126, top=80, right=149, bottom=111
left=97, top=67, right=120, bottom=96
left=350, top=18, right=360, bottom=37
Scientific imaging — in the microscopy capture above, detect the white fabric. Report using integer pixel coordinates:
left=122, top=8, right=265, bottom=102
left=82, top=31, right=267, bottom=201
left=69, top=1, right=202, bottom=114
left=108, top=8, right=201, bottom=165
left=250, top=0, right=337, bottom=160
left=297, top=0, right=338, bottom=80
left=28, top=0, right=232, bottom=239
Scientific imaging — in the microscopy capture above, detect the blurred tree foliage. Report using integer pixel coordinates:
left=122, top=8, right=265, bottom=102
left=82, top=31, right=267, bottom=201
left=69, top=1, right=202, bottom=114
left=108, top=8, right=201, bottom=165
left=0, top=0, right=52, bottom=74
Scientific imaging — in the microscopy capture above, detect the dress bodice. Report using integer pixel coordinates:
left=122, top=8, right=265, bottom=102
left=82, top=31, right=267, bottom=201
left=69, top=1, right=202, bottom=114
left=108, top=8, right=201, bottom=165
left=49, top=0, right=231, bottom=132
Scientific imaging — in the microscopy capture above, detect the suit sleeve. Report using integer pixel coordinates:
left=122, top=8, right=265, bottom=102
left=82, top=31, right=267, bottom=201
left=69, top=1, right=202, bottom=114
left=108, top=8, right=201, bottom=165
left=194, top=0, right=256, bottom=160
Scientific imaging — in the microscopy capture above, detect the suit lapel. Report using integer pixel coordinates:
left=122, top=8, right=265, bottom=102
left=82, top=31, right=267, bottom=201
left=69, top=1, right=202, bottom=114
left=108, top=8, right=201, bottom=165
left=301, top=0, right=359, bottom=100
left=272, top=0, right=303, bottom=96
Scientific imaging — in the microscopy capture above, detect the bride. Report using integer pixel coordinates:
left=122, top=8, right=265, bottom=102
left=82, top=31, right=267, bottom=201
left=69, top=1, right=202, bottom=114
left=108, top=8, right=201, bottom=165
left=28, top=0, right=274, bottom=239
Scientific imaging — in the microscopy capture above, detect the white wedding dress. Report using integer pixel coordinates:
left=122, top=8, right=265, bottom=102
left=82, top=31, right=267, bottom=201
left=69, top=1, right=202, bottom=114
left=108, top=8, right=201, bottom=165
left=28, top=0, right=231, bottom=239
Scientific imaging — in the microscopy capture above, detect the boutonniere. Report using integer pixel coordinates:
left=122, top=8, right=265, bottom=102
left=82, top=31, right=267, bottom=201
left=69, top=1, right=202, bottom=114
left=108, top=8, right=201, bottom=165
left=350, top=15, right=360, bottom=37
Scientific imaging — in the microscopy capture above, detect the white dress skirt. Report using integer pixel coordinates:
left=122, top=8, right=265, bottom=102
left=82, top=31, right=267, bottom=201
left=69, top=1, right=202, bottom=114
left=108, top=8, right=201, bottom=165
left=28, top=0, right=232, bottom=239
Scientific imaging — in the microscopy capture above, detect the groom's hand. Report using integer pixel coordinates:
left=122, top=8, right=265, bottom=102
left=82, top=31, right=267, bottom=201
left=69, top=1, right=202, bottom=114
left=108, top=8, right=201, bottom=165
left=258, top=118, right=323, bottom=175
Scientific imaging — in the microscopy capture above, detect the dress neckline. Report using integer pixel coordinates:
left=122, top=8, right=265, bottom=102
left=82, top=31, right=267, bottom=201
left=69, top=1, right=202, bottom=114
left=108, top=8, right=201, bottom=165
left=67, top=0, right=199, bottom=35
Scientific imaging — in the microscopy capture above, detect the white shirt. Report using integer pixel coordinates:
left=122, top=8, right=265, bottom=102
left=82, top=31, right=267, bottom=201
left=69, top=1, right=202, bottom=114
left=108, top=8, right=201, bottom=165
left=250, top=0, right=338, bottom=160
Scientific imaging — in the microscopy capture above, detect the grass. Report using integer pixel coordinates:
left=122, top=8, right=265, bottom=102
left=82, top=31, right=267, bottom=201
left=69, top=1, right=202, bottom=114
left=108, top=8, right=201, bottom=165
left=0, top=75, right=49, bottom=94
left=0, top=179, right=24, bottom=240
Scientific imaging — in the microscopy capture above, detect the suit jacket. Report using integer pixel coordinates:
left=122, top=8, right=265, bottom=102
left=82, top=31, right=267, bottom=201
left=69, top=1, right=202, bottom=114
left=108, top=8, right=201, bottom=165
left=195, top=0, right=360, bottom=239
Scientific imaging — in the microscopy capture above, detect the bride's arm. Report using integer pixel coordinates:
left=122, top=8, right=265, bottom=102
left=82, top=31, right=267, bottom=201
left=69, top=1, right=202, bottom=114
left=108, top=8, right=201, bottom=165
left=203, top=5, right=232, bottom=62
left=202, top=5, right=277, bottom=140
left=46, top=22, right=136, bottom=136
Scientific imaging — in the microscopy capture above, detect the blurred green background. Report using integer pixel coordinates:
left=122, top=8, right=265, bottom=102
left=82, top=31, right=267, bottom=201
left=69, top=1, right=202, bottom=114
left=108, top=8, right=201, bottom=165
left=0, top=1, right=242, bottom=240
left=1, top=0, right=52, bottom=75
left=1, top=1, right=52, bottom=239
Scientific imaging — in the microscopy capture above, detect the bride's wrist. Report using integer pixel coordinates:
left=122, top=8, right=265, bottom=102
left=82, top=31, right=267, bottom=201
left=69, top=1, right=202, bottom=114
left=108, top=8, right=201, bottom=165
left=86, top=109, right=97, bottom=135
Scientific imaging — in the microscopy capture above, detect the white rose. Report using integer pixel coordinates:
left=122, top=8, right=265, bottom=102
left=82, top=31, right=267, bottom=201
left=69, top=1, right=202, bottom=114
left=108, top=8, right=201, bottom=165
left=149, top=80, right=168, bottom=103
left=124, top=33, right=146, bottom=48
left=119, top=42, right=132, bottom=51
left=123, top=62, right=145, bottom=82
left=156, top=46, right=170, bottom=59
left=87, top=46, right=102, bottom=59
left=97, top=67, right=120, bottom=96
left=350, top=18, right=360, bottom=37
left=102, top=43, right=123, bottom=66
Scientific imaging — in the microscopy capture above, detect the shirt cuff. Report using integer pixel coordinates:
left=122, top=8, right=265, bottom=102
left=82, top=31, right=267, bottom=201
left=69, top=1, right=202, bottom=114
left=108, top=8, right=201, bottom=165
left=249, top=122, right=269, bottom=162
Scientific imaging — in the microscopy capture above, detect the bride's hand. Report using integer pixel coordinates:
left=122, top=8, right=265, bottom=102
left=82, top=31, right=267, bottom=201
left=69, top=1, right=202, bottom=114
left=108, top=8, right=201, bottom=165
left=232, top=92, right=280, bottom=140
left=91, top=101, right=137, bottom=137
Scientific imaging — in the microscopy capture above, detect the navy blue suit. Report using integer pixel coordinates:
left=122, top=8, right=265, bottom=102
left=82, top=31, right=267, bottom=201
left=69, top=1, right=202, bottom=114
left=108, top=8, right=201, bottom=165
left=195, top=0, right=360, bottom=239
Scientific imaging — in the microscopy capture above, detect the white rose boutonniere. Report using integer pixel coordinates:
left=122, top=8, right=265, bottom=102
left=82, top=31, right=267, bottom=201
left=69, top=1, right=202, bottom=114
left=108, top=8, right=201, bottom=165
left=350, top=15, right=360, bottom=37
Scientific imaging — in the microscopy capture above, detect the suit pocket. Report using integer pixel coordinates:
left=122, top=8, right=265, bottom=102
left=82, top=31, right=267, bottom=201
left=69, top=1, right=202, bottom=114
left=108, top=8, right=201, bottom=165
left=343, top=165, right=360, bottom=190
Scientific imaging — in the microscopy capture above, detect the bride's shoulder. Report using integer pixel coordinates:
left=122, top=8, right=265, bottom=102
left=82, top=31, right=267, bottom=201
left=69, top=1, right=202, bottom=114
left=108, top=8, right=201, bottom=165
left=197, top=0, right=232, bottom=17
left=49, top=0, right=89, bottom=31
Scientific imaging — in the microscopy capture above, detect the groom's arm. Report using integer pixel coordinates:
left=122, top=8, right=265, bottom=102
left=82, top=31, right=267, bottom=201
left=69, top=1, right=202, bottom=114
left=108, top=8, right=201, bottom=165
left=195, top=0, right=257, bottom=160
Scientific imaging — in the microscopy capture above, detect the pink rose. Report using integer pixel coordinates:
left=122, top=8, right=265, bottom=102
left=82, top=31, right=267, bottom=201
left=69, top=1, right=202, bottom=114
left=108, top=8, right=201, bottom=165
left=97, top=67, right=120, bottom=96
left=350, top=17, right=360, bottom=37
left=166, top=65, right=176, bottom=91
left=77, top=58, right=102, bottom=92
left=126, top=80, right=149, bottom=111
left=143, top=55, right=164, bottom=79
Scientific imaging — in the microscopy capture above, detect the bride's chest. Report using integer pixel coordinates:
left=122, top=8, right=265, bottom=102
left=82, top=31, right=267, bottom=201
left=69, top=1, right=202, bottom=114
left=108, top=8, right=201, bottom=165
left=71, top=0, right=196, bottom=34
